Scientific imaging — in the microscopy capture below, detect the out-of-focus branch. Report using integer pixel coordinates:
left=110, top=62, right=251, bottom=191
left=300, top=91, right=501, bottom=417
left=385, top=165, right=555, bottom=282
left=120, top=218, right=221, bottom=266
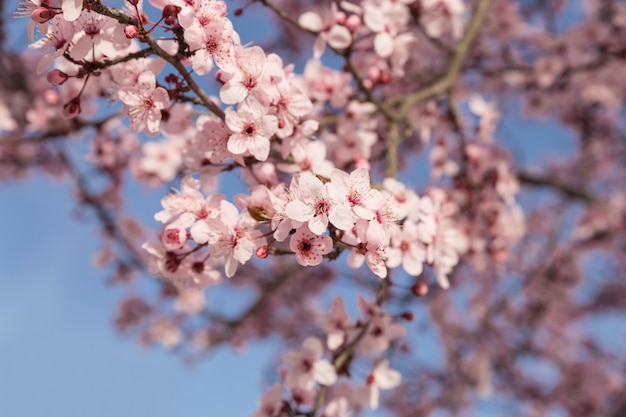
left=391, top=0, right=493, bottom=115
left=307, top=278, right=392, bottom=417
left=57, top=148, right=146, bottom=270
left=517, top=171, right=596, bottom=203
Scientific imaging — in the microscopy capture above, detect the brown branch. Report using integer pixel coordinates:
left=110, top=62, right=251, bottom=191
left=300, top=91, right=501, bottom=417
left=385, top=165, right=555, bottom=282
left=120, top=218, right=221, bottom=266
left=87, top=0, right=225, bottom=120
left=517, top=171, right=596, bottom=203
left=390, top=0, right=493, bottom=115
left=307, top=277, right=392, bottom=416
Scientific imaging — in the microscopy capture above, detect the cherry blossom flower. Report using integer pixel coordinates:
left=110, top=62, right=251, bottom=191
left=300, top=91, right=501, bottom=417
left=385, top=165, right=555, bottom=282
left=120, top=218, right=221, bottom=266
left=366, top=359, right=401, bottom=409
left=320, top=397, right=349, bottom=417
left=69, top=10, right=129, bottom=61
left=420, top=0, right=466, bottom=40
left=359, top=314, right=406, bottom=355
left=251, top=384, right=285, bottom=417
left=327, top=167, right=378, bottom=221
left=224, top=100, right=278, bottom=161
left=192, top=200, right=259, bottom=278
left=277, top=140, right=333, bottom=178
left=298, top=3, right=352, bottom=58
left=118, top=71, right=170, bottom=134
left=220, top=45, right=267, bottom=105
left=29, top=14, right=76, bottom=73
left=284, top=336, right=337, bottom=390
left=323, top=296, right=351, bottom=350
left=286, top=172, right=354, bottom=235
left=386, top=219, right=427, bottom=276
left=184, top=19, right=235, bottom=75
left=362, top=0, right=411, bottom=58
left=289, top=224, right=333, bottom=267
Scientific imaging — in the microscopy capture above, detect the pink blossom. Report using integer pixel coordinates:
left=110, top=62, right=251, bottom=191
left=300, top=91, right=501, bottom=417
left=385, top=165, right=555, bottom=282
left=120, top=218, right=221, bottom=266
left=358, top=315, right=406, bottom=355
left=184, top=20, right=235, bottom=75
left=251, top=384, right=284, bottom=417
left=224, top=101, right=278, bottom=161
left=323, top=296, right=351, bottom=350
left=298, top=3, right=353, bottom=57
left=29, top=15, right=76, bottom=74
left=327, top=167, right=378, bottom=221
left=284, top=336, right=337, bottom=390
left=220, top=45, right=267, bottom=105
left=320, top=397, right=349, bottom=417
left=286, top=172, right=354, bottom=235
left=386, top=219, right=427, bottom=276
left=193, top=200, right=259, bottom=278
left=118, top=71, right=170, bottom=134
left=366, top=359, right=401, bottom=409
left=289, top=224, right=333, bottom=267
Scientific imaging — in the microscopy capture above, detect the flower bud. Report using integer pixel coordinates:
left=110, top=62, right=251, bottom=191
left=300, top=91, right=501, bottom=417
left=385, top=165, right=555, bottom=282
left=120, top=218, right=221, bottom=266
left=256, top=245, right=269, bottom=259
left=46, top=69, right=69, bottom=86
left=335, top=11, right=347, bottom=25
left=127, top=0, right=139, bottom=5
left=31, top=6, right=55, bottom=24
left=124, top=25, right=139, bottom=39
left=411, top=281, right=429, bottom=297
left=345, top=15, right=361, bottom=31
left=63, top=97, right=81, bottom=118
left=162, top=4, right=181, bottom=25
left=401, top=312, right=414, bottom=321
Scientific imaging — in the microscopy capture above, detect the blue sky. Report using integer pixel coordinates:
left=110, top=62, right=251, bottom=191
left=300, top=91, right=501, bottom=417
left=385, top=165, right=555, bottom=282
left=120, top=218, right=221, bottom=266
left=0, top=176, right=282, bottom=417
left=1, top=1, right=619, bottom=417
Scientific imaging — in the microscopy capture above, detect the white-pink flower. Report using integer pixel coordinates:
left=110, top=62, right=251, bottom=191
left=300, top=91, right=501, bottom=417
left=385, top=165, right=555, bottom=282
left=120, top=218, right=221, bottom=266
left=366, top=359, right=401, bottom=409
left=289, top=224, right=333, bottom=266
left=220, top=45, right=267, bottom=105
left=324, top=296, right=351, bottom=350
left=225, top=100, right=277, bottom=161
left=286, top=172, right=354, bottom=235
left=118, top=71, right=170, bottom=134
left=284, top=337, right=337, bottom=390
left=184, top=20, right=235, bottom=75
left=251, top=383, right=284, bottom=417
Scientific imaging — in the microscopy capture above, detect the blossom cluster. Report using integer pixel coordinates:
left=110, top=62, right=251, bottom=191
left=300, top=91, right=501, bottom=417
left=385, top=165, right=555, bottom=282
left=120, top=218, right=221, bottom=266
left=13, top=0, right=528, bottom=415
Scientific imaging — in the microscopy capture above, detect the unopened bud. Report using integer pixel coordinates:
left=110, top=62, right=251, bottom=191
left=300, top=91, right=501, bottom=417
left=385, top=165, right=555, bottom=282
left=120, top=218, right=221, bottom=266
left=411, top=281, right=429, bottom=297
left=124, top=25, right=139, bottom=39
left=335, top=11, right=347, bottom=25
left=163, top=4, right=182, bottom=25
left=31, top=6, right=55, bottom=23
left=46, top=69, right=68, bottom=86
left=256, top=245, right=269, bottom=259
left=127, top=0, right=139, bottom=5
left=63, top=97, right=81, bottom=118
left=233, top=8, right=244, bottom=16
left=401, top=312, right=414, bottom=321
left=345, top=15, right=361, bottom=31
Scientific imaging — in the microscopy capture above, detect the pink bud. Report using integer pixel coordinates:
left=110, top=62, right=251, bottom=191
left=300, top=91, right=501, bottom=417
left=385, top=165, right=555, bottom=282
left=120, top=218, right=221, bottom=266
left=31, top=6, right=56, bottom=24
left=368, top=66, right=381, bottom=82
left=46, top=69, right=69, bottom=86
left=63, top=97, right=81, bottom=118
left=354, top=154, right=371, bottom=170
left=127, top=0, right=139, bottom=5
left=256, top=245, right=269, bottom=259
left=162, top=4, right=182, bottom=25
left=44, top=90, right=61, bottom=105
left=401, top=312, right=415, bottom=321
left=124, top=25, right=139, bottom=39
left=411, top=281, right=429, bottom=297
left=345, top=15, right=361, bottom=31
left=335, top=11, right=347, bottom=25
